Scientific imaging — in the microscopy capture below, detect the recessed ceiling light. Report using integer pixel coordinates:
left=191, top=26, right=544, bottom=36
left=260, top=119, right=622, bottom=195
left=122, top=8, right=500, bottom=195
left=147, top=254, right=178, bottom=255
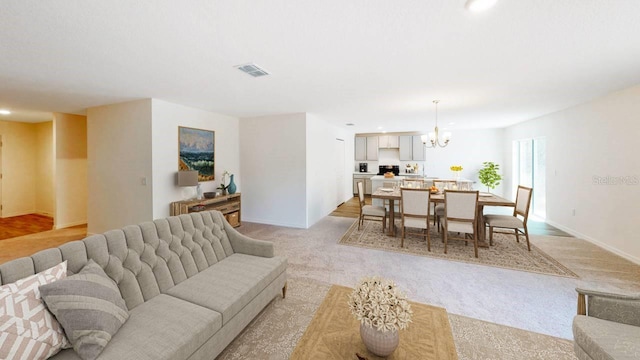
left=346, top=123, right=355, bottom=126
left=377, top=126, right=383, bottom=130
left=465, top=0, right=498, bottom=12
left=449, top=122, right=455, bottom=125
left=0, top=109, right=11, bottom=115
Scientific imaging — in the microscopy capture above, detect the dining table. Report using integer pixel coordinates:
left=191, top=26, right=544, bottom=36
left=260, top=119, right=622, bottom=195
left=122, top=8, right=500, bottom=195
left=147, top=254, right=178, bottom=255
left=371, top=187, right=515, bottom=247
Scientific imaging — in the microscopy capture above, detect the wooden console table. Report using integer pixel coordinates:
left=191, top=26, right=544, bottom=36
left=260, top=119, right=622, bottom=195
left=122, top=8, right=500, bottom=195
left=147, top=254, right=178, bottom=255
left=170, top=193, right=241, bottom=227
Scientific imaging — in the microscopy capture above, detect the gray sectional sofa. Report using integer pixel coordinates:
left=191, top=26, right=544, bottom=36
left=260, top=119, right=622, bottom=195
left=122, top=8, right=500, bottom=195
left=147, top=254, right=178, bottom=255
left=0, top=210, right=287, bottom=360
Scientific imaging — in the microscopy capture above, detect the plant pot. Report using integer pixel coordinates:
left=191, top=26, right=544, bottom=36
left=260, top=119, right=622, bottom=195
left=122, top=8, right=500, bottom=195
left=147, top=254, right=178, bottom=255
left=360, top=323, right=399, bottom=357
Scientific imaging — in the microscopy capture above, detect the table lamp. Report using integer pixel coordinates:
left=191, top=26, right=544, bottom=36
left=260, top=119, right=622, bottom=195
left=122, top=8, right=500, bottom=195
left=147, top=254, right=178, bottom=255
left=177, top=170, right=199, bottom=200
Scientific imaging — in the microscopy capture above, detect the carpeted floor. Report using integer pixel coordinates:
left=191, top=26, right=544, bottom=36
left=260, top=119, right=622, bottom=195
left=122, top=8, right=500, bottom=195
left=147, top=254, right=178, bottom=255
left=339, top=219, right=578, bottom=278
left=214, top=216, right=595, bottom=359
left=217, top=277, right=575, bottom=360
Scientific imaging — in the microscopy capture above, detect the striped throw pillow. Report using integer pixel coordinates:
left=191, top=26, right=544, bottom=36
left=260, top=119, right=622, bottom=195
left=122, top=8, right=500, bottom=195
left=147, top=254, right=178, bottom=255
left=39, top=260, right=129, bottom=360
left=0, top=261, right=70, bottom=360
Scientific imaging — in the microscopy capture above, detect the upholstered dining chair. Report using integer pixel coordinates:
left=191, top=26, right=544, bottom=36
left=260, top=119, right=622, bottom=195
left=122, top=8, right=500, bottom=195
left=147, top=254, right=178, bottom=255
left=484, top=185, right=533, bottom=251
left=400, top=188, right=431, bottom=250
left=357, top=181, right=387, bottom=233
left=440, top=190, right=480, bottom=258
left=432, top=180, right=453, bottom=231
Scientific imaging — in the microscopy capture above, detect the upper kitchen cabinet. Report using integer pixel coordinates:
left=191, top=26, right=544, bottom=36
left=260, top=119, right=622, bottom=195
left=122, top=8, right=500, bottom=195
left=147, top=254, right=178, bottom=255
left=399, top=135, right=425, bottom=161
left=355, top=136, right=367, bottom=161
left=366, top=136, right=379, bottom=160
left=355, top=136, right=379, bottom=160
left=412, top=135, right=425, bottom=161
left=378, top=135, right=399, bottom=149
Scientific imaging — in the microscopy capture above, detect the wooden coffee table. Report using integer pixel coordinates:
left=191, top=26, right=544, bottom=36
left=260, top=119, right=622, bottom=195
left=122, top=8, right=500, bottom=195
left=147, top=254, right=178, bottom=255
left=290, top=285, right=458, bottom=359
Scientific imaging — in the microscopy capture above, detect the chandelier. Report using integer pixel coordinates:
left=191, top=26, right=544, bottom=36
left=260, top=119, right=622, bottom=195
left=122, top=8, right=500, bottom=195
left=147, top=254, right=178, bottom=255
left=421, top=100, right=451, bottom=148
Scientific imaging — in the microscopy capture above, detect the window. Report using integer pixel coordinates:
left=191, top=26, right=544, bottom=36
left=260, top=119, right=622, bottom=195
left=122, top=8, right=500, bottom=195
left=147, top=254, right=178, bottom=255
left=512, top=137, right=546, bottom=218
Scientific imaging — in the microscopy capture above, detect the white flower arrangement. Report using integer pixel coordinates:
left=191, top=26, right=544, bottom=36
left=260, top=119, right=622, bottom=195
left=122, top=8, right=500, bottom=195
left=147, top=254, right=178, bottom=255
left=348, top=276, right=413, bottom=332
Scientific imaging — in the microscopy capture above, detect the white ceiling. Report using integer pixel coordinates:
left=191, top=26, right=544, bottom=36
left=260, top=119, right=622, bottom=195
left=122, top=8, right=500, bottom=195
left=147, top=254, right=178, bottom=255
left=1, top=1, right=640, bottom=132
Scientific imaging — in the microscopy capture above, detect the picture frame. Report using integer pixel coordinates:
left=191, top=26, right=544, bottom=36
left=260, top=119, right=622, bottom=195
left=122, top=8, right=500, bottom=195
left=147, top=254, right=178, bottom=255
left=178, top=126, right=215, bottom=181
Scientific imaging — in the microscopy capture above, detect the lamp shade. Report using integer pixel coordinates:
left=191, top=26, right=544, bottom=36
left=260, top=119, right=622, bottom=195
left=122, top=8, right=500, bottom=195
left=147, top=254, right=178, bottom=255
left=177, top=170, right=198, bottom=186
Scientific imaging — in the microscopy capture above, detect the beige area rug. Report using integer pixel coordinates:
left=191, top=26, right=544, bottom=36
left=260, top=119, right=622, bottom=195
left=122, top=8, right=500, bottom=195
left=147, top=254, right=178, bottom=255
left=290, top=285, right=458, bottom=359
left=217, top=278, right=576, bottom=360
left=339, top=219, right=579, bottom=278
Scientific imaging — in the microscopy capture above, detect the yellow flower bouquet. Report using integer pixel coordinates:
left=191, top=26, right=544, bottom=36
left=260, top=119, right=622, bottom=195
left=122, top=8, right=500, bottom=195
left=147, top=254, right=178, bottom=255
left=450, top=165, right=463, bottom=172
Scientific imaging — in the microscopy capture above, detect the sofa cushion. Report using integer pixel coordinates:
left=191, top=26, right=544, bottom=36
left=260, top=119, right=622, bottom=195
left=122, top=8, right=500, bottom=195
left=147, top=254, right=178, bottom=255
left=39, top=260, right=129, bottom=360
left=0, top=261, right=70, bottom=360
left=165, top=254, right=287, bottom=324
left=573, top=315, right=640, bottom=360
left=51, top=294, right=223, bottom=360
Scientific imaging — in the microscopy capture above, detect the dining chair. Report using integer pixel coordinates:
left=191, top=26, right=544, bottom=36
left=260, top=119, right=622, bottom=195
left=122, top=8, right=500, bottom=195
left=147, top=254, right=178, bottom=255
left=402, top=179, right=424, bottom=189
left=382, top=181, right=398, bottom=215
left=432, top=181, right=447, bottom=231
left=400, top=188, right=431, bottom=250
left=440, top=190, right=480, bottom=258
left=484, top=185, right=533, bottom=250
left=357, top=181, right=387, bottom=233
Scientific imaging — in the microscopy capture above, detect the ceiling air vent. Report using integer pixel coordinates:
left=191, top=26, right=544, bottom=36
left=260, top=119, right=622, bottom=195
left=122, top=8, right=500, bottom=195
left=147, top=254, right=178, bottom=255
left=235, top=63, right=270, bottom=77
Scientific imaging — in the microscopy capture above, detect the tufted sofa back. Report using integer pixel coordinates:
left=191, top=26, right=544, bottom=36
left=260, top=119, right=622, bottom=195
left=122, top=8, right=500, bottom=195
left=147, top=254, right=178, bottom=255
left=0, top=211, right=235, bottom=310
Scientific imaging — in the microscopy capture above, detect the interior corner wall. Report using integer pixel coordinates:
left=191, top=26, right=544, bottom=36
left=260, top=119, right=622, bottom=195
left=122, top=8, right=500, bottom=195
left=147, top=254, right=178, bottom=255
left=151, top=99, right=240, bottom=219
left=240, top=113, right=307, bottom=228
left=53, top=113, right=87, bottom=229
left=305, top=114, right=354, bottom=227
left=87, top=99, right=153, bottom=234
left=0, top=120, right=37, bottom=217
left=503, top=84, right=640, bottom=264
left=35, top=121, right=54, bottom=216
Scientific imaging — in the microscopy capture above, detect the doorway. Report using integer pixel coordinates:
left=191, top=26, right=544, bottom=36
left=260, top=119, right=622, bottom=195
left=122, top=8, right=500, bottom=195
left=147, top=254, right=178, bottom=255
left=512, top=137, right=546, bottom=219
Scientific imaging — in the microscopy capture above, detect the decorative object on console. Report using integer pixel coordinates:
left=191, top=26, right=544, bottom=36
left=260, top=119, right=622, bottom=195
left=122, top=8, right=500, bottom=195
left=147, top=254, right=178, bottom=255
left=177, top=170, right=200, bottom=200
left=218, top=170, right=234, bottom=195
left=478, top=161, right=502, bottom=193
left=421, top=100, right=451, bottom=148
left=348, top=276, right=412, bottom=357
left=178, top=126, right=214, bottom=181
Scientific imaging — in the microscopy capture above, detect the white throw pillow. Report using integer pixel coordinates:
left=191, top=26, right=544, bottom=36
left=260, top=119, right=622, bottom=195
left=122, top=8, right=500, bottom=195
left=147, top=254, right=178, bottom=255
left=0, top=261, right=71, bottom=359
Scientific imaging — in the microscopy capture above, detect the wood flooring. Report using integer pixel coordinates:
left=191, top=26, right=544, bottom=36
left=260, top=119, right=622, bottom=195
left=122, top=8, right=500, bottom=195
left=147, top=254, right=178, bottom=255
left=0, top=224, right=87, bottom=265
left=0, top=214, right=54, bottom=240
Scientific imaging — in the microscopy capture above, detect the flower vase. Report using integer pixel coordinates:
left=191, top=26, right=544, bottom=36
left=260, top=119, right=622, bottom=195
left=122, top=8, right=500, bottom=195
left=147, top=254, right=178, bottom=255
left=452, top=171, right=461, bottom=181
left=227, top=174, right=237, bottom=194
left=360, top=323, right=399, bottom=357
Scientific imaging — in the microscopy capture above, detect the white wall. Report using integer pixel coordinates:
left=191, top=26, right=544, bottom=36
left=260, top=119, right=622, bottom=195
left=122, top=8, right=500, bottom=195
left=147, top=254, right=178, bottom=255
left=35, top=122, right=54, bottom=216
left=151, top=99, right=240, bottom=219
left=306, top=114, right=354, bottom=227
left=424, top=129, right=505, bottom=195
left=0, top=120, right=37, bottom=217
left=53, top=113, right=87, bottom=229
left=87, top=100, right=153, bottom=234
left=240, top=113, right=307, bottom=228
left=503, top=85, right=640, bottom=264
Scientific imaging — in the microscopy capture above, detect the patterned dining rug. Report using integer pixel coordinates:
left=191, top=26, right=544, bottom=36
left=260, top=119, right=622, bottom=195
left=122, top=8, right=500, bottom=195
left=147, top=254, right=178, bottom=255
left=338, top=219, right=578, bottom=278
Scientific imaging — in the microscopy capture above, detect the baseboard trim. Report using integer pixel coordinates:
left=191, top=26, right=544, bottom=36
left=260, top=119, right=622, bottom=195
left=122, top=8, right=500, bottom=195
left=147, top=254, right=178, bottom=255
left=241, top=217, right=307, bottom=229
left=545, top=219, right=640, bottom=265
left=54, top=220, right=87, bottom=230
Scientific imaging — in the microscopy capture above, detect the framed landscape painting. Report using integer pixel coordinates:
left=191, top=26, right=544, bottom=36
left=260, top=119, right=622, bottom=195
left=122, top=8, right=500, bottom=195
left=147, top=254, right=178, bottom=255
left=178, top=126, right=215, bottom=181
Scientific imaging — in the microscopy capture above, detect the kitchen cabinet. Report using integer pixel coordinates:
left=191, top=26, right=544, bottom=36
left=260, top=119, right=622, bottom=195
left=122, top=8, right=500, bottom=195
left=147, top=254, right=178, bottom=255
left=399, top=136, right=413, bottom=160
left=378, top=135, right=399, bottom=149
left=399, top=135, right=426, bottom=161
left=355, top=136, right=367, bottom=161
left=412, top=135, right=425, bottom=161
left=353, top=175, right=373, bottom=195
left=366, top=136, right=378, bottom=160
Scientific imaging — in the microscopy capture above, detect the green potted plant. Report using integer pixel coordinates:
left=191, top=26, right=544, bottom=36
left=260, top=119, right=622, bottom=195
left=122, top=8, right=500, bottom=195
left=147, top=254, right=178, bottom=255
left=478, top=161, right=502, bottom=193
